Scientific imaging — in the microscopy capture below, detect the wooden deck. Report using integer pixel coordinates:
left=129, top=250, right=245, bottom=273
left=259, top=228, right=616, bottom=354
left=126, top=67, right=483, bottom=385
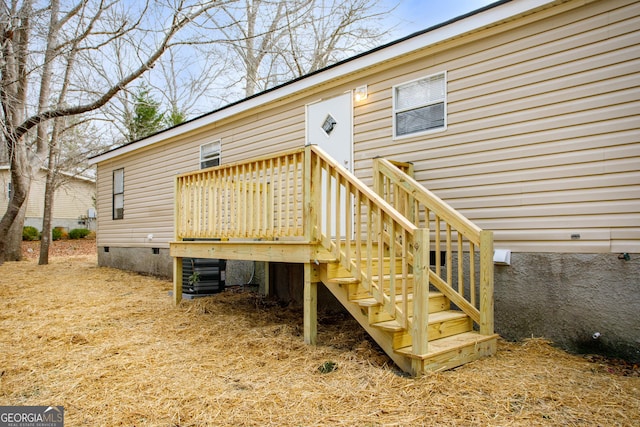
left=170, top=145, right=497, bottom=376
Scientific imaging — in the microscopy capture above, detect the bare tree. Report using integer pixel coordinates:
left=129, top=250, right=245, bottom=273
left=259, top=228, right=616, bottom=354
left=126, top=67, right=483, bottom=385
left=282, top=0, right=392, bottom=75
left=39, top=0, right=79, bottom=265
left=95, top=0, right=393, bottom=145
left=0, top=0, right=222, bottom=263
left=206, top=0, right=392, bottom=99
left=155, top=47, right=227, bottom=123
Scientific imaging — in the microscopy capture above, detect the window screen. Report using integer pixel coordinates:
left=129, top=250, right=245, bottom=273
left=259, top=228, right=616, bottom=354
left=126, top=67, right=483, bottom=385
left=200, top=140, right=221, bottom=169
left=113, top=168, right=124, bottom=220
left=394, top=72, right=446, bottom=137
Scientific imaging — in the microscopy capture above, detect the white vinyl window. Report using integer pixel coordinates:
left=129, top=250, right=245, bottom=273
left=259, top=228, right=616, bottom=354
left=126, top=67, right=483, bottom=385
left=393, top=71, right=446, bottom=138
left=113, top=168, right=124, bottom=220
left=200, top=140, right=221, bottom=169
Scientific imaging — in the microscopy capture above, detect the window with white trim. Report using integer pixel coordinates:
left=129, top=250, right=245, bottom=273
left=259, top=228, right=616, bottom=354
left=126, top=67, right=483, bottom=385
left=7, top=182, right=11, bottom=200
left=200, top=140, right=221, bottom=169
left=113, top=168, right=124, bottom=220
left=393, top=72, right=446, bottom=137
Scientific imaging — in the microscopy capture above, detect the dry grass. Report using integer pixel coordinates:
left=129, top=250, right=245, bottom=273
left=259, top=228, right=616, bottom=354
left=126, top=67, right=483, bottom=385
left=1, top=253, right=639, bottom=426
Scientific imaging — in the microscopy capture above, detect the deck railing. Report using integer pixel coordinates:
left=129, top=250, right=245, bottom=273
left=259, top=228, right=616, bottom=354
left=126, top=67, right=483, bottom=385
left=175, top=149, right=305, bottom=240
left=373, top=158, right=494, bottom=336
left=309, top=146, right=421, bottom=340
left=175, top=145, right=493, bottom=355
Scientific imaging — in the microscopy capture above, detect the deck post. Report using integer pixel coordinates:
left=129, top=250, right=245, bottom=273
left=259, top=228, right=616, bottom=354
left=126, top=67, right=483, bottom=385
left=173, top=175, right=183, bottom=306
left=304, top=145, right=320, bottom=242
left=303, top=262, right=318, bottom=345
left=173, top=257, right=183, bottom=306
left=479, top=230, right=494, bottom=335
left=262, top=262, right=270, bottom=296
left=412, top=228, right=430, bottom=359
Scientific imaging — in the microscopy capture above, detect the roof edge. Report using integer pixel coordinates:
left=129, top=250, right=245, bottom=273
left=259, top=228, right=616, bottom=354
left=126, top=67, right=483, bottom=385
left=90, top=0, right=554, bottom=165
left=0, top=165, right=95, bottom=182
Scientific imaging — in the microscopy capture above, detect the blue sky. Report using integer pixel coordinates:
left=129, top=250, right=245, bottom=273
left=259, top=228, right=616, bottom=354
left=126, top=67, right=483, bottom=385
left=384, top=0, right=499, bottom=38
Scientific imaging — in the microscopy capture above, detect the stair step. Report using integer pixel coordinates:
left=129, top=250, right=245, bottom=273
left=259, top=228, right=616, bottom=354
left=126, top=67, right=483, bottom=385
left=373, top=319, right=404, bottom=332
left=396, top=332, right=498, bottom=361
left=372, top=274, right=414, bottom=287
left=429, top=310, right=469, bottom=324
left=372, top=310, right=471, bottom=335
left=326, top=258, right=404, bottom=277
left=326, top=277, right=360, bottom=285
left=383, top=310, right=471, bottom=350
left=353, top=297, right=380, bottom=307
left=352, top=291, right=444, bottom=309
left=358, top=291, right=450, bottom=325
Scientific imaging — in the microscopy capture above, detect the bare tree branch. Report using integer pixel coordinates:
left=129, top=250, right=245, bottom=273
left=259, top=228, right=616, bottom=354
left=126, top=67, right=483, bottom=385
left=13, top=1, right=217, bottom=141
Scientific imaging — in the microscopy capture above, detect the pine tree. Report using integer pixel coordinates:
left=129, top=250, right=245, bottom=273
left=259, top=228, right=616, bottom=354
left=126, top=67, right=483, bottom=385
left=165, top=106, right=187, bottom=128
left=127, top=85, right=165, bottom=141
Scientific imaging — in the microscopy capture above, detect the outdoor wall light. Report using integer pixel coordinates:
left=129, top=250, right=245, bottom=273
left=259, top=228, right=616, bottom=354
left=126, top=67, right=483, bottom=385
left=354, top=85, right=368, bottom=101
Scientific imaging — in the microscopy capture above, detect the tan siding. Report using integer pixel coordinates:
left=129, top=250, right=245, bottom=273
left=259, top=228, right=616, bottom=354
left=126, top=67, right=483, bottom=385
left=96, top=101, right=308, bottom=248
left=96, top=0, right=640, bottom=253
left=478, top=213, right=639, bottom=230
left=352, top=0, right=640, bottom=253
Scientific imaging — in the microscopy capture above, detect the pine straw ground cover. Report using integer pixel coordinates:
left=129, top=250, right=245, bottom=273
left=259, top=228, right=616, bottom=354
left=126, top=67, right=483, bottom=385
left=1, top=252, right=639, bottom=426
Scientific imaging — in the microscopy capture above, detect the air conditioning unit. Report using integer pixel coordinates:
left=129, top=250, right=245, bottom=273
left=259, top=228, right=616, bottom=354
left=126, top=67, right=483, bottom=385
left=182, top=257, right=226, bottom=297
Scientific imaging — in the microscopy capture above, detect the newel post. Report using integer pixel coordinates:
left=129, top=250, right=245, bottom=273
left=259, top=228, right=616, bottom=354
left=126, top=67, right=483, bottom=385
left=304, top=145, right=320, bottom=242
left=304, top=145, right=312, bottom=241
left=372, top=157, right=383, bottom=197
left=412, top=228, right=430, bottom=357
left=479, top=230, right=494, bottom=335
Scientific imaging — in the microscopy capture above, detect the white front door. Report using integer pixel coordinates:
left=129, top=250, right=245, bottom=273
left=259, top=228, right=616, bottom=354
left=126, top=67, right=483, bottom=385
left=306, top=92, right=353, bottom=238
left=306, top=92, right=353, bottom=170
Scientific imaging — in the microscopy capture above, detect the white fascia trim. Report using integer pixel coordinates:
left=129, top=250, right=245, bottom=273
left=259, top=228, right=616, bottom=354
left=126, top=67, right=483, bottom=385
left=89, top=0, right=554, bottom=165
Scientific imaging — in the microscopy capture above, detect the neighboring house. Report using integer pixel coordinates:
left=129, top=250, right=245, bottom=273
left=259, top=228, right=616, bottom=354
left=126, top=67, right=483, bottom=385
left=0, top=167, right=96, bottom=232
left=89, top=0, right=639, bottom=364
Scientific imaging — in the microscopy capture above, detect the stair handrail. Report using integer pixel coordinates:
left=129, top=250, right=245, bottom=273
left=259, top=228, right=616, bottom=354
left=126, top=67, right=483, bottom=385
left=373, top=157, right=494, bottom=336
left=374, top=158, right=482, bottom=244
left=308, top=146, right=437, bottom=354
left=308, top=145, right=417, bottom=237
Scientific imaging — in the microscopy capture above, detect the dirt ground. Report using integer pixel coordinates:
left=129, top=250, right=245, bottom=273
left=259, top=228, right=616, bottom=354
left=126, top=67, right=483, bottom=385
left=0, top=241, right=638, bottom=426
left=21, top=237, right=97, bottom=259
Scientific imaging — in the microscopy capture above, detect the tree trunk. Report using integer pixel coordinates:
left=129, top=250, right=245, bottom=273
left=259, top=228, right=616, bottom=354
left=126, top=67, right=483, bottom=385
left=0, top=154, right=32, bottom=263
left=39, top=118, right=64, bottom=265
left=0, top=0, right=223, bottom=263
left=39, top=164, right=56, bottom=265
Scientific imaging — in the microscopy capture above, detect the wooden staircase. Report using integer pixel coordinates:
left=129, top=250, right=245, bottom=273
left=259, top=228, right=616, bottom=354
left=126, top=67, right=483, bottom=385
left=171, top=145, right=498, bottom=376
left=319, top=245, right=497, bottom=374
